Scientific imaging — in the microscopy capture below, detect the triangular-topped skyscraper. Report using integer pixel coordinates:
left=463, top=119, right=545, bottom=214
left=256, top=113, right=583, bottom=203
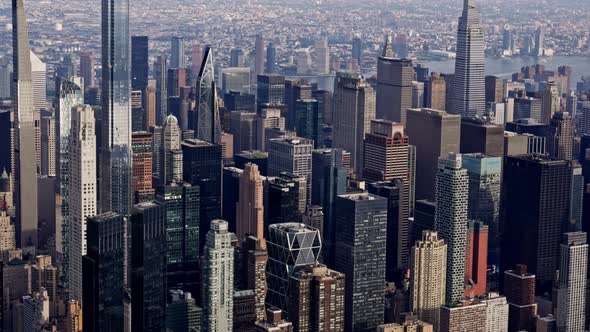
left=195, top=46, right=221, bottom=144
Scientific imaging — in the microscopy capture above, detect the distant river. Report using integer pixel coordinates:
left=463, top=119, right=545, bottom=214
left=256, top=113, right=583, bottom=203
left=418, top=56, right=590, bottom=82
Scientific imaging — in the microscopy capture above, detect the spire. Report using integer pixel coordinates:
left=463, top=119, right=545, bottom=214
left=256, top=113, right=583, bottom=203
left=382, top=34, right=394, bottom=58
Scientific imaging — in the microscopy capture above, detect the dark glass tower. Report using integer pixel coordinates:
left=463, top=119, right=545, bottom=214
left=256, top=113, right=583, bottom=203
left=154, top=55, right=168, bottom=126
left=501, top=155, right=572, bottom=294
left=182, top=139, right=222, bottom=254
left=265, top=43, right=276, bottom=74
left=265, top=173, right=304, bottom=233
left=195, top=47, right=221, bottom=144
left=100, top=0, right=132, bottom=215
left=82, top=212, right=126, bottom=332
left=130, top=202, right=167, bottom=332
left=295, top=99, right=322, bottom=148
left=156, top=182, right=200, bottom=295
left=131, top=36, right=149, bottom=93
left=333, top=193, right=387, bottom=332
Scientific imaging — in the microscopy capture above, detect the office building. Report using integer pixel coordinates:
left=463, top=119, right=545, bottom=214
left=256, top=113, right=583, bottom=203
left=222, top=67, right=251, bottom=94
left=314, top=38, right=330, bottom=74
left=13, top=0, right=39, bottom=248
left=130, top=202, right=167, bottom=332
left=195, top=47, right=221, bottom=144
left=182, top=139, right=222, bottom=253
left=435, top=153, right=468, bottom=304
left=541, top=81, right=560, bottom=124
left=82, top=213, right=126, bottom=332
left=40, top=115, right=56, bottom=177
left=503, top=265, right=537, bottom=332
left=171, top=37, right=186, bottom=69
left=284, top=79, right=310, bottom=130
left=230, top=48, right=244, bottom=68
left=22, top=289, right=50, bottom=331
left=334, top=193, right=387, bottom=332
left=236, top=150, right=269, bottom=176
left=463, top=221, right=488, bottom=298
left=66, top=300, right=83, bottom=332
left=266, top=42, right=277, bottom=74
left=131, top=132, right=154, bottom=202
left=452, top=0, right=486, bottom=118
left=257, top=74, right=285, bottom=110
left=202, top=220, right=234, bottom=332
left=0, top=210, right=16, bottom=253
left=131, top=36, right=149, bottom=93
left=68, top=105, right=97, bottom=302
left=556, top=232, right=587, bottom=332
left=237, top=163, right=265, bottom=242
left=266, top=223, right=321, bottom=314
left=485, top=76, right=503, bottom=104
left=255, top=308, right=294, bottom=331
left=268, top=137, right=313, bottom=206
left=424, top=74, right=446, bottom=111
left=295, top=99, right=322, bottom=147
left=100, top=0, right=132, bottom=215
left=459, top=118, right=504, bottom=157
left=256, top=106, right=285, bottom=151
left=30, top=51, right=47, bottom=111
left=30, top=255, right=57, bottom=317
left=501, top=155, right=572, bottom=293
left=242, top=236, right=269, bottom=322
left=79, top=52, right=95, bottom=88
left=230, top=111, right=257, bottom=153
left=265, top=173, right=304, bottom=228
left=483, top=293, right=509, bottom=332
left=289, top=264, right=345, bottom=332
left=378, top=319, right=433, bottom=332
left=376, top=35, right=413, bottom=123
left=233, top=290, right=257, bottom=331
left=255, top=35, right=265, bottom=76
left=166, top=290, right=201, bottom=332
left=154, top=55, right=168, bottom=125
left=412, top=81, right=425, bottom=108
left=462, top=154, right=501, bottom=263
left=410, top=231, right=447, bottom=331
left=156, top=182, right=199, bottom=295
left=546, top=111, right=573, bottom=161
left=161, top=114, right=183, bottom=185
left=440, top=302, right=486, bottom=332
left=406, top=108, right=461, bottom=201
left=191, top=45, right=203, bottom=77
left=513, top=97, right=542, bottom=122
left=333, top=72, right=376, bottom=177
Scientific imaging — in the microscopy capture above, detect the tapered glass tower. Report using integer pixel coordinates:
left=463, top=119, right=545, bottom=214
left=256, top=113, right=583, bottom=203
left=100, top=0, right=132, bottom=215
left=195, top=47, right=221, bottom=144
left=452, top=0, right=485, bottom=118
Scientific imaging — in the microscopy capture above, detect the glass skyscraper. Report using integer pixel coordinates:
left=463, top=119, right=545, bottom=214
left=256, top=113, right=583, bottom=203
left=100, top=0, right=132, bottom=215
left=195, top=47, right=221, bottom=144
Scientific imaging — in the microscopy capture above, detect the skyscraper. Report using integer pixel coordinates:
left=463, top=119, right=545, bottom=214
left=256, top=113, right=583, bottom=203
left=459, top=118, right=504, bottom=157
left=13, top=0, right=38, bottom=248
left=556, top=232, right=587, bottom=332
left=131, top=131, right=154, bottom=203
left=541, top=81, right=560, bottom=125
left=266, top=223, right=321, bottom=314
left=160, top=114, right=183, bottom=186
left=424, top=74, right=446, bottom=111
left=503, top=265, right=537, bottom=332
left=452, top=0, right=486, bottom=118
left=68, top=105, right=97, bottom=303
left=255, top=35, right=265, bottom=76
left=410, top=231, right=447, bottom=331
left=40, top=115, right=56, bottom=177
left=82, top=212, right=126, bottom=332
left=100, top=0, right=132, bottom=215
left=130, top=202, right=167, bottom=332
left=237, top=163, right=265, bottom=243
left=546, top=111, right=573, bottom=161
left=171, top=37, right=186, bottom=69
left=463, top=221, right=488, bottom=298
left=376, top=35, right=413, bottom=124
left=265, top=173, right=305, bottom=227
left=501, top=155, right=572, bottom=293
left=30, top=51, right=47, bottom=111
left=406, top=108, right=461, bottom=201
left=334, top=192, right=387, bottom=332
left=265, top=42, right=276, bottom=74
left=131, top=36, right=149, bottom=93
left=202, top=220, right=234, bottom=332
left=195, top=47, right=221, bottom=144
left=351, top=37, right=362, bottom=67
left=435, top=153, right=468, bottom=305
left=79, top=52, right=95, bottom=88
left=154, top=56, right=168, bottom=125
left=268, top=137, right=313, bottom=207
left=332, top=72, right=376, bottom=177
left=230, top=48, right=244, bottom=68
left=295, top=99, right=322, bottom=147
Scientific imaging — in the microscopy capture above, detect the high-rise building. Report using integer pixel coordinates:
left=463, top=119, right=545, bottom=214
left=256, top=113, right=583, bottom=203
left=68, top=105, right=97, bottom=302
left=182, top=139, right=222, bottom=253
left=255, top=307, right=294, bottom=331
left=256, top=106, right=285, bottom=151
left=166, top=290, right=202, bottom=332
left=266, top=42, right=277, bottom=74
left=257, top=74, right=286, bottom=108
left=131, top=36, right=149, bottom=93
left=295, top=99, right=322, bottom=147
left=435, top=153, right=468, bottom=304
left=30, top=51, right=47, bottom=111
left=284, top=79, right=309, bottom=130
left=0, top=210, right=16, bottom=253
left=195, top=47, right=221, bottom=144
left=541, top=81, right=560, bottom=125
left=30, top=255, right=57, bottom=317
left=452, top=0, right=486, bottom=118
left=546, top=111, right=573, bottom=161
left=268, top=137, right=313, bottom=206
left=314, top=38, right=330, bottom=74
left=534, top=27, right=544, bottom=56
left=463, top=221, right=488, bottom=298
left=459, top=118, right=504, bottom=157
left=289, top=264, right=345, bottom=332
left=160, top=114, right=183, bottom=185
left=501, top=155, right=572, bottom=293
left=440, top=302, right=487, bottom=332
left=503, top=265, right=537, bottom=332
left=131, top=89, right=144, bottom=132
left=144, top=84, right=156, bottom=128
left=233, top=290, right=257, bottom=331
left=235, top=150, right=269, bottom=176
left=230, top=111, right=257, bottom=153
left=482, top=293, right=509, bottom=332
left=156, top=182, right=199, bottom=295
left=484, top=76, right=503, bottom=105
left=130, top=202, right=167, bottom=332
left=556, top=232, right=587, bottom=332
left=265, top=173, right=305, bottom=227
left=100, top=0, right=132, bottom=215
left=82, top=212, right=126, bottom=332
left=40, top=115, right=56, bottom=177
left=230, top=48, right=244, bottom=68
left=202, top=220, right=234, bottom=332
left=406, top=108, right=461, bottom=201
left=13, top=0, right=39, bottom=248
left=131, top=132, right=154, bottom=203
left=79, top=52, right=95, bottom=88
left=352, top=37, right=362, bottom=67
left=237, top=163, right=265, bottom=242
left=255, top=35, right=265, bottom=76
left=191, top=45, right=203, bottom=78
left=66, top=300, right=83, bottom=332
left=424, top=74, right=446, bottom=111
left=462, top=154, right=501, bottom=263
left=376, top=35, right=413, bottom=124
left=171, top=37, right=186, bottom=69
left=410, top=231, right=447, bottom=331
left=22, top=289, right=50, bottom=331
left=222, top=67, right=251, bottom=94
left=334, top=193, right=387, bottom=332
left=332, top=72, right=376, bottom=177
left=154, top=56, right=168, bottom=125
left=266, top=223, right=321, bottom=315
